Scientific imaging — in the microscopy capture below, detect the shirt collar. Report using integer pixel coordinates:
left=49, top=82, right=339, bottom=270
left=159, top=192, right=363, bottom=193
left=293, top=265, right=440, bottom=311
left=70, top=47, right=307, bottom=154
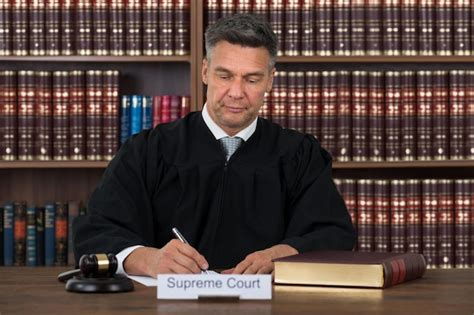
left=202, top=104, right=257, bottom=141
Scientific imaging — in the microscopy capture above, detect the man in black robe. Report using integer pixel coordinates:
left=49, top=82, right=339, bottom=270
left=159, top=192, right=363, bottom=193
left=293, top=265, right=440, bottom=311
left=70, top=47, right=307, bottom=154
left=73, top=14, right=356, bottom=277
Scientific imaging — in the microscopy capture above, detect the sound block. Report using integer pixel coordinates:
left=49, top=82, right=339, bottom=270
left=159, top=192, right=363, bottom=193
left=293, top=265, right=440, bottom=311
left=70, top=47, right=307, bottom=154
left=65, top=275, right=134, bottom=293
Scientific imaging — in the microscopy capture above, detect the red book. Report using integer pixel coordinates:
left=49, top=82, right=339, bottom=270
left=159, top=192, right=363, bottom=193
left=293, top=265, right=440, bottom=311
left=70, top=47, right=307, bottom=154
left=220, top=0, right=235, bottom=18
left=453, top=0, right=471, bottom=56
left=12, top=0, right=28, bottom=56
left=320, top=71, right=337, bottom=157
left=205, top=0, right=220, bottom=27
left=368, top=71, right=384, bottom=161
left=0, top=71, right=17, bottom=160
left=86, top=70, right=103, bottom=160
left=125, top=0, right=142, bottom=56
left=236, top=0, right=251, bottom=13
left=269, top=0, right=283, bottom=56
left=434, top=0, right=453, bottom=56
left=259, top=91, right=271, bottom=119
left=29, top=0, right=46, bottom=56
left=467, top=70, right=474, bottom=159
left=92, top=0, right=109, bottom=55
left=390, top=179, right=407, bottom=253
left=438, top=179, right=454, bottom=269
left=422, top=179, right=438, bottom=269
left=284, top=0, right=300, bottom=56
left=35, top=71, right=52, bottom=160
left=286, top=72, right=298, bottom=131
left=432, top=70, right=449, bottom=160
left=334, top=0, right=350, bottom=56
left=110, top=0, right=125, bottom=56
left=454, top=179, right=470, bottom=268
left=383, top=0, right=401, bottom=56
left=14, top=201, right=27, bottom=266
left=305, top=71, right=321, bottom=139
left=170, top=95, right=180, bottom=121
left=69, top=70, right=86, bottom=160
left=180, top=95, right=190, bottom=117
left=416, top=71, right=433, bottom=160
left=366, top=0, right=383, bottom=56
left=374, top=179, right=390, bottom=252
left=17, top=70, right=35, bottom=160
left=270, top=70, right=287, bottom=128
left=351, top=71, right=369, bottom=161
left=406, top=179, right=421, bottom=254
left=336, top=70, right=351, bottom=161
left=60, top=0, right=75, bottom=55
left=152, top=95, right=162, bottom=127
left=385, top=71, right=401, bottom=161
left=449, top=70, right=466, bottom=159
left=419, top=0, right=435, bottom=55
left=350, top=0, right=365, bottom=55
left=143, top=0, right=159, bottom=56
left=45, top=0, right=60, bottom=55
left=52, top=71, right=70, bottom=160
left=342, top=179, right=357, bottom=241
left=0, top=0, right=12, bottom=56
left=158, top=0, right=173, bottom=56
left=401, top=0, right=417, bottom=56
left=357, top=179, right=374, bottom=252
left=301, top=0, right=315, bottom=56
left=160, top=95, right=171, bottom=123
left=54, top=202, right=68, bottom=266
left=174, top=0, right=190, bottom=55
left=400, top=71, right=416, bottom=160
left=102, top=70, right=120, bottom=160
left=76, top=0, right=93, bottom=55
left=315, top=0, right=333, bottom=56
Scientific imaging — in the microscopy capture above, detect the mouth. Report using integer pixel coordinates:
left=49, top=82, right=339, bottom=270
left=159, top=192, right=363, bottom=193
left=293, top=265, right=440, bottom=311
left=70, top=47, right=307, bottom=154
left=224, top=105, right=246, bottom=113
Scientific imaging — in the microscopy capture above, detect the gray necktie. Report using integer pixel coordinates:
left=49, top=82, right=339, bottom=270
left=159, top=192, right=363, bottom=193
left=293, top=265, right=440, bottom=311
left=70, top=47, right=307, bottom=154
left=219, top=136, right=243, bottom=161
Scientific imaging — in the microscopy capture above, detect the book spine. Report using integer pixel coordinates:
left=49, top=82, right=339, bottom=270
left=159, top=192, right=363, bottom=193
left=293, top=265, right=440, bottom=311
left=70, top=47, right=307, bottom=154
left=287, top=71, right=298, bottom=130
left=67, top=201, right=79, bottom=266
left=315, top=0, right=333, bottom=56
left=432, top=70, right=449, bottom=160
left=295, top=71, right=306, bottom=133
left=29, top=0, right=45, bottom=56
left=453, top=0, right=471, bottom=56
left=70, top=70, right=86, bottom=160
left=467, top=70, right=474, bottom=159
left=86, top=70, right=103, bottom=160
left=259, top=91, right=271, bottom=119
left=174, top=0, right=190, bottom=55
left=236, top=0, right=251, bottom=13
left=320, top=71, right=337, bottom=158
left=416, top=70, right=433, bottom=160
left=449, top=70, right=466, bottom=159
left=271, top=70, right=287, bottom=127
left=390, top=179, right=407, bottom=253
left=309, top=71, right=321, bottom=139
left=35, top=71, right=52, bottom=160
left=303, top=71, right=314, bottom=135
left=419, top=0, right=435, bottom=55
left=125, top=0, right=142, bottom=56
left=205, top=0, right=220, bottom=27
left=0, top=70, right=17, bottom=160
left=160, top=94, right=170, bottom=123
left=35, top=206, right=45, bottom=266
left=169, top=95, right=180, bottom=122
left=93, top=0, right=109, bottom=55
left=333, top=0, right=350, bottom=56
left=374, top=179, right=390, bottom=252
left=357, top=179, right=374, bottom=252
left=76, top=0, right=92, bottom=55
left=335, top=70, right=351, bottom=161
left=3, top=203, right=14, bottom=266
left=110, top=0, right=125, bottom=56
left=142, top=95, right=153, bottom=129
left=400, top=0, right=417, bottom=55
left=351, top=71, right=369, bottom=161
left=44, top=202, right=55, bottom=266
left=17, top=70, right=35, bottom=160
left=368, top=71, right=385, bottom=161
left=383, top=0, right=401, bottom=56
left=220, top=0, right=235, bottom=18
left=434, top=0, right=452, bottom=56
left=342, top=179, right=357, bottom=242
left=158, top=0, right=173, bottom=56
left=26, top=206, right=36, bottom=266
left=0, top=206, right=3, bottom=265
left=454, top=179, right=470, bottom=268
left=385, top=71, right=401, bottom=161
left=438, top=179, right=454, bottom=269
left=269, top=0, right=283, bottom=56
left=366, top=0, right=383, bottom=56
left=400, top=71, right=416, bottom=160
left=130, top=94, right=143, bottom=134
left=406, top=179, right=422, bottom=254
left=60, top=0, right=74, bottom=55
left=0, top=0, right=12, bottom=56
left=13, top=201, right=26, bottom=266
left=180, top=95, right=190, bottom=117
left=143, top=0, right=159, bottom=56
left=301, top=0, right=315, bottom=56
left=12, top=0, right=28, bottom=56
left=350, top=0, right=365, bottom=55
left=52, top=71, right=70, bottom=160
left=45, top=0, right=60, bottom=55
left=54, top=202, right=68, bottom=265
left=120, top=95, right=131, bottom=143
left=284, top=0, right=300, bottom=56
left=422, top=179, right=438, bottom=269
left=103, top=70, right=120, bottom=160
left=381, top=253, right=427, bottom=287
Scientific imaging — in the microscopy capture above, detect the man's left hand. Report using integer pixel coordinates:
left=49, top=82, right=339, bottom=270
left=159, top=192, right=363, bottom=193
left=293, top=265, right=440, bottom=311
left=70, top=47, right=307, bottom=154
left=221, top=244, right=298, bottom=274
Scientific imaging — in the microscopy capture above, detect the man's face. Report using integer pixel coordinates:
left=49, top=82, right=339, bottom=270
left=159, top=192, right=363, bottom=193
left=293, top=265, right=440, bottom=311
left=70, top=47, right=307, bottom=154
left=202, top=41, right=275, bottom=136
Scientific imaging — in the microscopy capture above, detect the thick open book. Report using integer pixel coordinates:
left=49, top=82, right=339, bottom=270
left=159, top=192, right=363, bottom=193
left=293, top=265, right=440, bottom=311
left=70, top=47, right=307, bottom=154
left=273, top=251, right=427, bottom=288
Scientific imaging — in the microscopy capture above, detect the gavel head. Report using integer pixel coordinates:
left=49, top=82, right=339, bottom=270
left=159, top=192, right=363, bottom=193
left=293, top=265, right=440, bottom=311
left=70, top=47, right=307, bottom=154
left=79, top=253, right=118, bottom=278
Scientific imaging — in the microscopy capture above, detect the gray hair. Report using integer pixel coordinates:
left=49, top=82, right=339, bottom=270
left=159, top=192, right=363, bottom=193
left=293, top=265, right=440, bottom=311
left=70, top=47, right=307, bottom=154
left=204, top=13, right=278, bottom=69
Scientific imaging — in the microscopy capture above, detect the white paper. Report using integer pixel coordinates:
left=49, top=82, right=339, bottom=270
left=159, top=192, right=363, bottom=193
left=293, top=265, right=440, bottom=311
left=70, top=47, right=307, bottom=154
left=128, top=270, right=219, bottom=287
left=157, top=274, right=272, bottom=300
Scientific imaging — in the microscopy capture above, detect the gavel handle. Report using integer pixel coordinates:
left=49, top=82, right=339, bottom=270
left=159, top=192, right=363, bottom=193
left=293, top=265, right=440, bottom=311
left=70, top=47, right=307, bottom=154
left=57, top=269, right=82, bottom=282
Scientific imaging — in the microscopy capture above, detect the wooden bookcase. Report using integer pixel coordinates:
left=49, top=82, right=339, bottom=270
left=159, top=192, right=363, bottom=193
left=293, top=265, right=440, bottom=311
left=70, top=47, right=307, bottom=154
left=1, top=0, right=474, bottom=207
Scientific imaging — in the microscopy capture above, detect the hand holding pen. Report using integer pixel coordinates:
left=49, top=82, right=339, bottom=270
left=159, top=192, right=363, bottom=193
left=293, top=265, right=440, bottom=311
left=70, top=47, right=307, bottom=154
left=172, top=227, right=210, bottom=274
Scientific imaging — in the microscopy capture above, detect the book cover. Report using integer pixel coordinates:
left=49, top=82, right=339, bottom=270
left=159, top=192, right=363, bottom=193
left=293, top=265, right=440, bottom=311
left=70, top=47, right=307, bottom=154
left=26, top=205, right=36, bottom=266
left=44, top=202, right=55, bottom=266
left=35, top=206, right=45, bottom=266
left=3, top=203, right=14, bottom=266
left=274, top=250, right=427, bottom=288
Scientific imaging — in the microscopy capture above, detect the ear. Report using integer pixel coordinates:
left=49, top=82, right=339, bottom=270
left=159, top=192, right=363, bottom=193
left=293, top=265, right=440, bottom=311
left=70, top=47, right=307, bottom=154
left=266, top=67, right=276, bottom=93
left=202, top=58, right=209, bottom=85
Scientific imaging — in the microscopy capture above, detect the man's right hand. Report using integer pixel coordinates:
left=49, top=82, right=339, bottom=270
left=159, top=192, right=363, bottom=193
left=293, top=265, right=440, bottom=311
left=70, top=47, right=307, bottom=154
left=123, top=240, right=209, bottom=278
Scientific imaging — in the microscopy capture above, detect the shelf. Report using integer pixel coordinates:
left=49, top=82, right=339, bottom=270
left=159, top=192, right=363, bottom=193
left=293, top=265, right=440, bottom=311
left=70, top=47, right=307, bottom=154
left=0, top=161, right=109, bottom=169
left=333, top=160, right=474, bottom=169
left=277, top=56, right=474, bottom=63
left=0, top=55, right=192, bottom=63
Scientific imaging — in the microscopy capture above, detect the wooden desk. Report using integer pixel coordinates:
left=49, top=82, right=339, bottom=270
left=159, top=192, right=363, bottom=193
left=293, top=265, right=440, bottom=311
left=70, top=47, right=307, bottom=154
left=0, top=268, right=472, bottom=315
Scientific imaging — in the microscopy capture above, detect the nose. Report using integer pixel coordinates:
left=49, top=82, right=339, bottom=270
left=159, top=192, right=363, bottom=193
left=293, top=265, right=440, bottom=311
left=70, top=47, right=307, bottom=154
left=227, top=77, right=244, bottom=99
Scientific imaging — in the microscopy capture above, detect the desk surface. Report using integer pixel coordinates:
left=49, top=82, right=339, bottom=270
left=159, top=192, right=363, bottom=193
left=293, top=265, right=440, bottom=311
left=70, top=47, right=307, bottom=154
left=0, top=268, right=472, bottom=315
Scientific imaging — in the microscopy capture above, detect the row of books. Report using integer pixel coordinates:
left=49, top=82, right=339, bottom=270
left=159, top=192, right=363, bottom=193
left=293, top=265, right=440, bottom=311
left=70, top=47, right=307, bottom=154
left=120, top=94, right=190, bottom=144
left=0, top=69, right=120, bottom=161
left=0, top=0, right=190, bottom=56
left=0, top=201, right=86, bottom=267
left=334, top=178, right=473, bottom=269
left=260, top=70, right=474, bottom=161
left=206, top=0, right=473, bottom=56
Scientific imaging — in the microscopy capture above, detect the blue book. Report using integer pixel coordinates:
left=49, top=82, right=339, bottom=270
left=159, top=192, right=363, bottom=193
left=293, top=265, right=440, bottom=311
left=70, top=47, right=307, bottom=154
left=142, top=95, right=153, bottom=130
left=44, top=203, right=56, bottom=266
left=120, top=95, right=131, bottom=144
left=26, top=206, right=37, bottom=266
left=3, top=203, right=14, bottom=266
left=130, top=95, right=143, bottom=135
left=0, top=206, right=3, bottom=265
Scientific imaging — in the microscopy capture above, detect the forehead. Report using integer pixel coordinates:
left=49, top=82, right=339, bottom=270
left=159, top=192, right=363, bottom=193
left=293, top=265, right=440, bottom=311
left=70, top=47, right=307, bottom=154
left=208, top=41, right=271, bottom=73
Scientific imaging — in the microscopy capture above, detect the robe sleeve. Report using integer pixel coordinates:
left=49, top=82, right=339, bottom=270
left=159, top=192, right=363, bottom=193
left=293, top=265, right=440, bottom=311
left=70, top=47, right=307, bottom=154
left=280, top=135, right=357, bottom=253
left=72, top=131, right=157, bottom=264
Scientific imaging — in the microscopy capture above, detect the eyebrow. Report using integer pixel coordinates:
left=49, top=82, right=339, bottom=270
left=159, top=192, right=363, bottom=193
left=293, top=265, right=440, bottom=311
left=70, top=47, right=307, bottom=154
left=214, top=66, right=265, bottom=78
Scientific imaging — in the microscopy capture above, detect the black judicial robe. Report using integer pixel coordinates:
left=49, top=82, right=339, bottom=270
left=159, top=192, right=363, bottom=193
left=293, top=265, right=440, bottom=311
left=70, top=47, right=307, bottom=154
left=73, top=112, right=356, bottom=269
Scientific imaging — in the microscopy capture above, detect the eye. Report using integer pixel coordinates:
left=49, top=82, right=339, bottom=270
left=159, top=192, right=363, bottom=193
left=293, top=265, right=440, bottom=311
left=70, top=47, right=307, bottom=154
left=219, top=74, right=230, bottom=80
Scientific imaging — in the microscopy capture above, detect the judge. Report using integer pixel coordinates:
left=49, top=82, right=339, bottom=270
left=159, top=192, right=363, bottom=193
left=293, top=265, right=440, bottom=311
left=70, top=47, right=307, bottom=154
left=73, top=14, right=356, bottom=277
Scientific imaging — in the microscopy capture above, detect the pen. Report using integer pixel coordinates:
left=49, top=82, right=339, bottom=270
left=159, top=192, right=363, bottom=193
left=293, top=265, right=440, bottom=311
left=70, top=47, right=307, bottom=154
left=172, top=227, right=209, bottom=274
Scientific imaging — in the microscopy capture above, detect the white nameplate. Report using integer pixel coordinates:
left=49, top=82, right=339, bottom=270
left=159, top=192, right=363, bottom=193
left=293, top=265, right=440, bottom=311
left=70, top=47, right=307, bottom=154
left=157, top=274, right=272, bottom=300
